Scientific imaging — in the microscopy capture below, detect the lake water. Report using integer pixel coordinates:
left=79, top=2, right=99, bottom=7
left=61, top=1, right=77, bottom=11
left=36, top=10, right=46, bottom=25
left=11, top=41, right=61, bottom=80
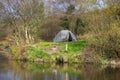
left=0, top=59, right=120, bottom=80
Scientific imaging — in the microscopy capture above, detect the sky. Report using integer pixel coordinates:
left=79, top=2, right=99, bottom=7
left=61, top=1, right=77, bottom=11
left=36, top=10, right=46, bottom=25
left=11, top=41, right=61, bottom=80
left=0, top=0, right=108, bottom=16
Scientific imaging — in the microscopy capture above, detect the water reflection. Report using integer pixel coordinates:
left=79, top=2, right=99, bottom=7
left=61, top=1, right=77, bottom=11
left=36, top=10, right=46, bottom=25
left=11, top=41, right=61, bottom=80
left=0, top=60, right=120, bottom=80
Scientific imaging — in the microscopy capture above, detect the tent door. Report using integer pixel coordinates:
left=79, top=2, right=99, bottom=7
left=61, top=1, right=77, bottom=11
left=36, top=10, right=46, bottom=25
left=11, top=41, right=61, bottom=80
left=68, top=32, right=72, bottom=41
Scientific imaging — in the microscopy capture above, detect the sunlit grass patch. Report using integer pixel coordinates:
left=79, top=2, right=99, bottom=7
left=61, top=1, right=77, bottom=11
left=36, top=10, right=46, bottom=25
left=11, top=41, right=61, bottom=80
left=26, top=40, right=88, bottom=62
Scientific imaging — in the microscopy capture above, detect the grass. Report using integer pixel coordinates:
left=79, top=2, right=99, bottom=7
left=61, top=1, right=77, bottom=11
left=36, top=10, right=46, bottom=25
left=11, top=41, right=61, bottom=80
left=17, top=40, right=88, bottom=63
left=61, top=40, right=88, bottom=52
left=28, top=47, right=51, bottom=61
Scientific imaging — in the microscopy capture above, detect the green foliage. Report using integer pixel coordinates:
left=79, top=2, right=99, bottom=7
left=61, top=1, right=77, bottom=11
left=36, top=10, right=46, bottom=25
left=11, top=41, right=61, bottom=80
left=91, top=26, right=120, bottom=59
left=26, top=40, right=88, bottom=62
left=61, top=16, right=87, bottom=35
left=28, top=47, right=51, bottom=60
left=1, top=0, right=120, bottom=63
left=75, top=18, right=87, bottom=35
left=102, top=4, right=120, bottom=19
left=81, top=4, right=120, bottom=62
left=61, top=40, right=88, bottom=53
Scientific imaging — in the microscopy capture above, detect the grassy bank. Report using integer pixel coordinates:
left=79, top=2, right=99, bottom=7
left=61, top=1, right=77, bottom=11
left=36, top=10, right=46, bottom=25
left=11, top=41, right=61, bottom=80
left=12, top=40, right=88, bottom=63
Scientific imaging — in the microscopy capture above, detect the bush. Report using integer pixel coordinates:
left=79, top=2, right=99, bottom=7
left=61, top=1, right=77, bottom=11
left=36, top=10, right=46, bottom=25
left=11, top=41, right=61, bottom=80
left=91, top=26, right=120, bottom=59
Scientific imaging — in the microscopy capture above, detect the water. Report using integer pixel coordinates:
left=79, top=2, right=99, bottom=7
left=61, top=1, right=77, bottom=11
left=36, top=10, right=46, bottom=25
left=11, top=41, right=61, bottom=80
left=0, top=59, right=120, bottom=80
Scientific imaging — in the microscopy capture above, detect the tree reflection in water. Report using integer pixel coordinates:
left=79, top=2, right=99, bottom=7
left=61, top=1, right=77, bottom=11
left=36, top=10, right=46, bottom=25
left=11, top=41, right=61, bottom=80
left=0, top=60, right=120, bottom=80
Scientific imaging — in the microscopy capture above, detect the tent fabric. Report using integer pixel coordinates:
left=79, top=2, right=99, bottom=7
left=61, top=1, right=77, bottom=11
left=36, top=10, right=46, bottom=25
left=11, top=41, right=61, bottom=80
left=53, top=30, right=77, bottom=42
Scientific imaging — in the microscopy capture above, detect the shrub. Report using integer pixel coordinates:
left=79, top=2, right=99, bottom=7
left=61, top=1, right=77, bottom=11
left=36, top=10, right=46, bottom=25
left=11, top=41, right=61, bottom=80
left=91, top=25, right=120, bottom=59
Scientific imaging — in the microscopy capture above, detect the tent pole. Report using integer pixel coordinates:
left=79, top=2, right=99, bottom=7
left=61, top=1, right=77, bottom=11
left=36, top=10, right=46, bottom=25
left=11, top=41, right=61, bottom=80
left=66, top=35, right=69, bottom=51
left=66, top=43, right=68, bottom=51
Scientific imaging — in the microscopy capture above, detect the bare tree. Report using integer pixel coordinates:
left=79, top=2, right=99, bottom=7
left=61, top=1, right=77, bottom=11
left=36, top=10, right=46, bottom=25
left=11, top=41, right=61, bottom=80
left=1, top=0, right=44, bottom=45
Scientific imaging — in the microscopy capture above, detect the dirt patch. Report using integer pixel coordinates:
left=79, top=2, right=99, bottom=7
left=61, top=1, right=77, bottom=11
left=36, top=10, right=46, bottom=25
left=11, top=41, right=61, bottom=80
left=43, top=46, right=62, bottom=54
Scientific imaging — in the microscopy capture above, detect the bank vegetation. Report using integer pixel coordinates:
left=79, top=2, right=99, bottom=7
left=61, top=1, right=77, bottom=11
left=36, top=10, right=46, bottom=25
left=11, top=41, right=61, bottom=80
left=0, top=0, right=120, bottom=63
